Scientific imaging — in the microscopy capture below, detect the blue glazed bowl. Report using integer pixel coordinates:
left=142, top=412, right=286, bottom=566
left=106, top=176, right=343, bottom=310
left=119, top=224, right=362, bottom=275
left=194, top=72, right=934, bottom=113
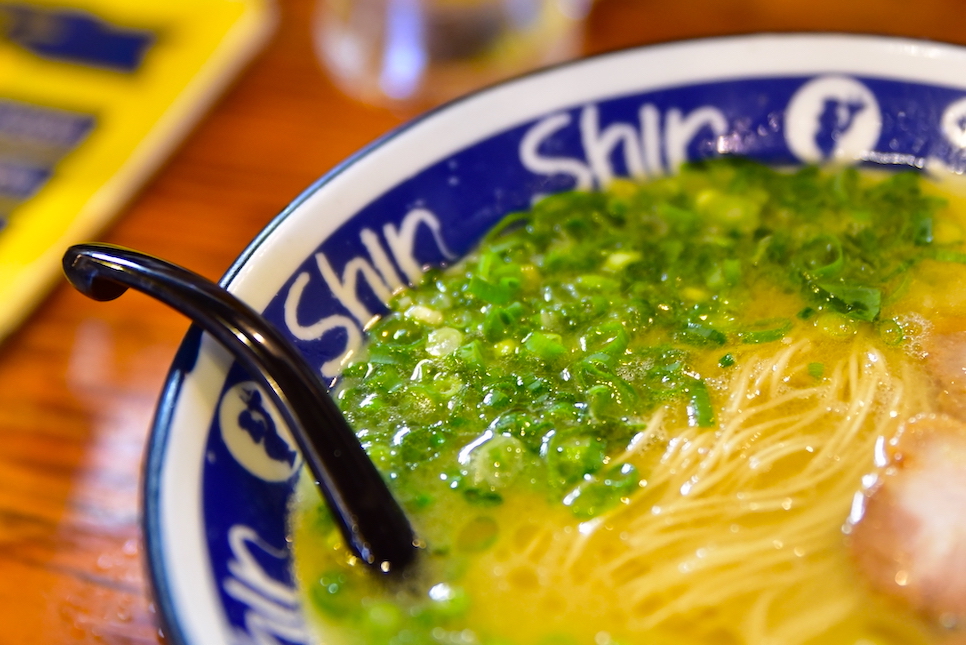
left=144, top=33, right=966, bottom=644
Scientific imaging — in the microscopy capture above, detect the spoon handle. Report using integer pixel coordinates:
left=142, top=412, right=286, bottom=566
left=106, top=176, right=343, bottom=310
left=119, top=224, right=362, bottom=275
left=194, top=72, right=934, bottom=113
left=63, top=243, right=417, bottom=573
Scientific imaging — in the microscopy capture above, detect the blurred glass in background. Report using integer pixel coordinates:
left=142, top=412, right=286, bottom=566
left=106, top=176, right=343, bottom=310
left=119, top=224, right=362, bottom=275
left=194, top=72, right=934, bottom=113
left=314, top=0, right=592, bottom=108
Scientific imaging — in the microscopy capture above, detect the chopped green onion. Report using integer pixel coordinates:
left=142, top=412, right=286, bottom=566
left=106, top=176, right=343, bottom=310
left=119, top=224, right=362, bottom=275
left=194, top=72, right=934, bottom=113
left=456, top=340, right=485, bottom=370
left=808, top=362, right=825, bottom=380
left=462, top=488, right=503, bottom=506
left=932, top=248, right=966, bottom=264
left=565, top=463, right=640, bottom=519
left=738, top=318, right=793, bottom=344
left=585, top=321, right=629, bottom=356
left=524, top=331, right=567, bottom=362
left=677, top=321, right=727, bottom=346
left=482, top=307, right=508, bottom=341
left=468, top=275, right=511, bottom=305
left=815, top=282, right=882, bottom=322
left=685, top=378, right=715, bottom=428
left=877, top=318, right=905, bottom=346
left=576, top=274, right=620, bottom=292
left=913, top=213, right=934, bottom=245
left=799, top=234, right=844, bottom=279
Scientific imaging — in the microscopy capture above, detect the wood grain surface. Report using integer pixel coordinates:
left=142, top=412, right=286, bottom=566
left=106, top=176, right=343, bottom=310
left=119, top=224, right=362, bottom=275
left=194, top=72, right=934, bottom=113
left=2, top=0, right=964, bottom=642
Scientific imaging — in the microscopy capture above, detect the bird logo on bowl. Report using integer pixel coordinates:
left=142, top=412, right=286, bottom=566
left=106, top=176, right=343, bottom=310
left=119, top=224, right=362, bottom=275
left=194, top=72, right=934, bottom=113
left=785, top=75, right=882, bottom=163
left=218, top=381, right=302, bottom=482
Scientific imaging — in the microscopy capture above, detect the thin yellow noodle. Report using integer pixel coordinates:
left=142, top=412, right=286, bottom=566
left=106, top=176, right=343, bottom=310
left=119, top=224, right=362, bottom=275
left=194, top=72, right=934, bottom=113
left=636, top=557, right=840, bottom=631
left=721, top=357, right=759, bottom=415
left=743, top=590, right=779, bottom=645
left=762, top=578, right=857, bottom=645
left=482, top=337, right=927, bottom=643
left=615, top=408, right=668, bottom=462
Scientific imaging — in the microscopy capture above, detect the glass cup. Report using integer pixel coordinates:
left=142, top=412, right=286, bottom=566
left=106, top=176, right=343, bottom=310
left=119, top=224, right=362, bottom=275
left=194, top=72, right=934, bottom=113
left=313, top=0, right=592, bottom=108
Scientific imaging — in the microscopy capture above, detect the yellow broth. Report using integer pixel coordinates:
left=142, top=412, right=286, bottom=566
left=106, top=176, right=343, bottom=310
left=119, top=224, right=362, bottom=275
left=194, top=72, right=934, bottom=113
left=291, top=161, right=966, bottom=645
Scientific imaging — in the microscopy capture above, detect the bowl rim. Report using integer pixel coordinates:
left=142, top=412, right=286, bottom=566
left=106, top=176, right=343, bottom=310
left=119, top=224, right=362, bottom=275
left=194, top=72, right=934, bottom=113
left=141, top=31, right=966, bottom=645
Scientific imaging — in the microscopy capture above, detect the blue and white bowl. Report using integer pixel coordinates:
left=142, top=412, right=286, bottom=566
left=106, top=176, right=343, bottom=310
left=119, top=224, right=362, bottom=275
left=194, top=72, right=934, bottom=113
left=144, top=34, right=966, bottom=644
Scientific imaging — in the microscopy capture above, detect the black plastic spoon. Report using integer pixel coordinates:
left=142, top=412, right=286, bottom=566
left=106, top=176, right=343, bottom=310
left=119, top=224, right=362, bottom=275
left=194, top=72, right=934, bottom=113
left=63, top=243, right=418, bottom=574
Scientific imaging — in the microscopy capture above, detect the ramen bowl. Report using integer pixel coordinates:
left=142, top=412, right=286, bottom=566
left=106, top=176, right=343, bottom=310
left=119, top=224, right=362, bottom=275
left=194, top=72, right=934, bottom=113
left=145, top=34, right=966, bottom=644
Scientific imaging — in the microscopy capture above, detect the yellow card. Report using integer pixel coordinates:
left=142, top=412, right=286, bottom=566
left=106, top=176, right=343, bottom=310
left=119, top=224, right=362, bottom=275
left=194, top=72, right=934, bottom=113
left=0, top=0, right=275, bottom=339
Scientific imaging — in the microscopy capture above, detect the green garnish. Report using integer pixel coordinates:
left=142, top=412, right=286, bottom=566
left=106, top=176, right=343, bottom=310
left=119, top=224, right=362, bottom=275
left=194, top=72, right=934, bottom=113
left=334, top=158, right=951, bottom=522
left=808, top=362, right=825, bottom=380
left=685, top=377, right=716, bottom=428
left=737, top=319, right=793, bottom=344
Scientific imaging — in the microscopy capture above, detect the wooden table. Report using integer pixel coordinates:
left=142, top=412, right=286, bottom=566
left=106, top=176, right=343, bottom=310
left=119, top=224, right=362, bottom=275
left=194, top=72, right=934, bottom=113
left=3, top=0, right=964, bottom=642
